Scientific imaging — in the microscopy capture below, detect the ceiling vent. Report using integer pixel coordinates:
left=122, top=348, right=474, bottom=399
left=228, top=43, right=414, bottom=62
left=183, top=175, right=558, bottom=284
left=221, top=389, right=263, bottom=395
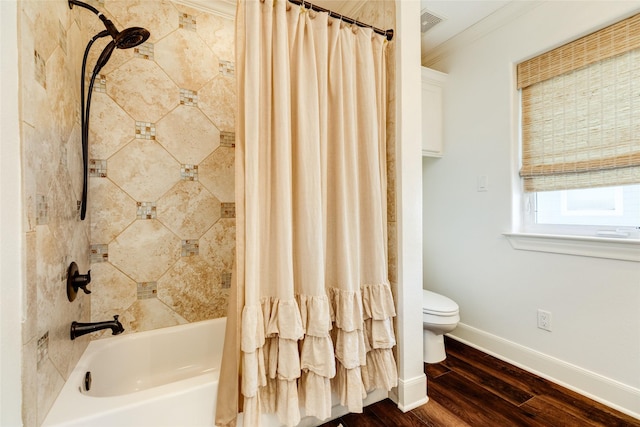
left=421, top=9, right=444, bottom=33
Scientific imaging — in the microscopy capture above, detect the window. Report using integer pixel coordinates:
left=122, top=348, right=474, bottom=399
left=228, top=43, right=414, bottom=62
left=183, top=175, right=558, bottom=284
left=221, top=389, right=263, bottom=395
left=517, top=13, right=640, bottom=240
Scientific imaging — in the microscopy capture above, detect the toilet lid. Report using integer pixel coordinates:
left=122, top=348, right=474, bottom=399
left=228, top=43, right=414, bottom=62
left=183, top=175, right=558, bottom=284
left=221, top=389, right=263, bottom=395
left=422, top=290, right=459, bottom=315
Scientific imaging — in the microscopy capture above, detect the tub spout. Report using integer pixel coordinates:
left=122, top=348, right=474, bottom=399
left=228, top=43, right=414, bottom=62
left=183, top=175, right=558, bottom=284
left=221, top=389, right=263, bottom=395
left=71, top=315, right=124, bottom=340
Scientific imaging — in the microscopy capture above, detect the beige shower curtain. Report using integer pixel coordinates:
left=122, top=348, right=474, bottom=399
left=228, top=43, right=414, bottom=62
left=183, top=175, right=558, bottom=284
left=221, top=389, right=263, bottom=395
left=216, top=1, right=397, bottom=426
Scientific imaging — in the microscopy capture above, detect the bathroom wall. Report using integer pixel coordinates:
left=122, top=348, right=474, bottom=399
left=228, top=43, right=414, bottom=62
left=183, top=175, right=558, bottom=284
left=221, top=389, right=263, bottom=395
left=86, top=0, right=236, bottom=333
left=18, top=0, right=93, bottom=424
left=422, top=1, right=640, bottom=416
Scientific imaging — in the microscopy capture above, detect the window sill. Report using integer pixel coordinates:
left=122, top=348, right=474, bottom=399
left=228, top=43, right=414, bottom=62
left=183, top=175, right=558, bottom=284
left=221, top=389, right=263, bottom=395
left=503, top=233, right=640, bottom=262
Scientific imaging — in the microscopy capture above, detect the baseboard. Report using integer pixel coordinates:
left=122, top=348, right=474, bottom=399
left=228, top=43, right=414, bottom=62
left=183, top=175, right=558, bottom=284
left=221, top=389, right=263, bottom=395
left=389, top=374, right=429, bottom=412
left=449, top=323, right=640, bottom=420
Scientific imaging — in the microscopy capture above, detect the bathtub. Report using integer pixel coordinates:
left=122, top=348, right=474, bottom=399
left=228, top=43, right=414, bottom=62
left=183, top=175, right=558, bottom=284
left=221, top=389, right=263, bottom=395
left=42, top=317, right=226, bottom=427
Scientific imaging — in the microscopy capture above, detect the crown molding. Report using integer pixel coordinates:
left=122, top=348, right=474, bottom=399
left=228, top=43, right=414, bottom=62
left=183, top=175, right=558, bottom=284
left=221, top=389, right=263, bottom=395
left=173, top=0, right=236, bottom=19
left=421, top=1, right=542, bottom=67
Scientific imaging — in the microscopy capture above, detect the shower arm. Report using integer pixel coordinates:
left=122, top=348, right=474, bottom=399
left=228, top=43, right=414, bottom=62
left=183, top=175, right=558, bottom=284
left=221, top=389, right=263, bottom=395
left=68, top=0, right=120, bottom=40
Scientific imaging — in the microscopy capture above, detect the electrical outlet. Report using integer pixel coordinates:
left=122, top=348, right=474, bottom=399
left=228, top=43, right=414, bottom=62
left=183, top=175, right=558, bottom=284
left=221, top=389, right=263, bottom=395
left=537, top=309, right=552, bottom=331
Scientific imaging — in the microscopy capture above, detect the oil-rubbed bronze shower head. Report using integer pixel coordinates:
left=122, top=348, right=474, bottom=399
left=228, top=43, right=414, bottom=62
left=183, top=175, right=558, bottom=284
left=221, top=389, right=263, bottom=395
left=114, top=27, right=150, bottom=49
left=69, top=0, right=150, bottom=220
left=68, top=0, right=150, bottom=50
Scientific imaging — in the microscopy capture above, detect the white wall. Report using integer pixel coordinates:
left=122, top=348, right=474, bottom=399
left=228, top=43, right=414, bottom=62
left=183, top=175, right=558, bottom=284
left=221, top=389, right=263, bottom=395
left=0, top=1, right=24, bottom=425
left=423, top=1, right=640, bottom=417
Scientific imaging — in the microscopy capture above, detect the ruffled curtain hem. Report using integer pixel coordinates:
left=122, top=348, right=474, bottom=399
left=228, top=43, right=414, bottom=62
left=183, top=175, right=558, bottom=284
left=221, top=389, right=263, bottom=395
left=241, top=284, right=398, bottom=427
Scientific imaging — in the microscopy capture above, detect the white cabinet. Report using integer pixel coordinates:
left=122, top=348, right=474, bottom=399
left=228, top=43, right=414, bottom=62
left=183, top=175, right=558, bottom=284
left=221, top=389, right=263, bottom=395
left=421, top=67, right=447, bottom=157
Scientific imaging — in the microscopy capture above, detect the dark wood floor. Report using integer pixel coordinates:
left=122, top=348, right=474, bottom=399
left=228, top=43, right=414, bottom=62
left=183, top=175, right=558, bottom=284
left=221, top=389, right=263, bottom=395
left=320, top=336, right=640, bottom=427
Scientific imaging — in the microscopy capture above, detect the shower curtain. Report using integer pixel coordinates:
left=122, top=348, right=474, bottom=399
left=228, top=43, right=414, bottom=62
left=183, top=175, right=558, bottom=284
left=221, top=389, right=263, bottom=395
left=216, top=1, right=397, bottom=426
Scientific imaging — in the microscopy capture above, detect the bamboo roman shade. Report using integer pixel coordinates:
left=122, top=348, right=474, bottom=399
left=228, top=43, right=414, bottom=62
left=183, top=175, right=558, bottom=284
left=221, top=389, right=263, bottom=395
left=518, top=13, right=640, bottom=192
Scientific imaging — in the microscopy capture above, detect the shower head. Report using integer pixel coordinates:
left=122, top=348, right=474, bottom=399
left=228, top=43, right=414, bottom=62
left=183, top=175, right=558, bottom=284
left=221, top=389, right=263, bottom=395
left=114, top=27, right=150, bottom=49
left=68, top=0, right=150, bottom=49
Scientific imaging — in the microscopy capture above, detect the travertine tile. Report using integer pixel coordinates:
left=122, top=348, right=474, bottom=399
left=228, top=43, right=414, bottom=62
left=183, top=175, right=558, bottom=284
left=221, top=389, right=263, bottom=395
left=198, top=75, right=236, bottom=133
left=24, top=232, right=38, bottom=345
left=200, top=218, right=235, bottom=274
left=89, top=262, right=137, bottom=322
left=157, top=180, right=221, bottom=239
left=109, top=219, right=181, bottom=282
left=155, top=29, right=218, bottom=90
left=108, top=139, right=179, bottom=202
left=46, top=46, right=75, bottom=146
left=124, top=298, right=188, bottom=334
left=36, top=355, right=65, bottom=426
left=196, top=12, right=234, bottom=62
left=157, top=256, right=229, bottom=322
left=156, top=105, right=219, bottom=164
left=199, top=146, right=235, bottom=203
left=22, top=337, right=37, bottom=427
left=105, top=0, right=179, bottom=43
left=89, top=178, right=137, bottom=244
left=107, top=58, right=179, bottom=123
left=88, top=92, right=135, bottom=159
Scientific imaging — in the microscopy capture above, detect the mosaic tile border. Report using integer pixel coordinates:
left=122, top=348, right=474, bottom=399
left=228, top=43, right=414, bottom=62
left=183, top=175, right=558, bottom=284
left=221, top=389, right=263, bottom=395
left=221, top=202, right=235, bottom=218
left=179, top=13, right=197, bottom=31
left=181, top=164, right=199, bottom=181
left=221, top=272, right=232, bottom=289
left=219, top=60, right=234, bottom=76
left=137, top=282, right=157, bottom=299
left=36, top=194, right=48, bottom=225
left=89, top=159, right=107, bottom=177
left=34, top=50, right=46, bottom=89
left=135, top=121, right=156, bottom=140
left=37, top=331, right=49, bottom=368
left=181, top=239, right=199, bottom=257
left=220, top=131, right=235, bottom=147
left=90, top=244, right=109, bottom=263
left=134, top=42, right=154, bottom=60
left=136, top=202, right=157, bottom=219
left=180, top=88, right=198, bottom=106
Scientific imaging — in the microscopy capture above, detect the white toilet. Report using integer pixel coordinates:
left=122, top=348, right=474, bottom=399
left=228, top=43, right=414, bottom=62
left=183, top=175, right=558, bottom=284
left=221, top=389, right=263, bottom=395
left=422, top=289, right=460, bottom=363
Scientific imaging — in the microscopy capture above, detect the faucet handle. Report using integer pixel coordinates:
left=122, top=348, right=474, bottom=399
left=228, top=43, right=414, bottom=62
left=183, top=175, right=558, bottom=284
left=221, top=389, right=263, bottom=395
left=67, top=262, right=92, bottom=301
left=74, top=270, right=92, bottom=294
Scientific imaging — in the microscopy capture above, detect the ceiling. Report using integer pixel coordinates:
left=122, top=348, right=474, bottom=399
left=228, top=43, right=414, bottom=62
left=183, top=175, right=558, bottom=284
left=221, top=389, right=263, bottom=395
left=313, top=0, right=514, bottom=64
left=183, top=0, right=515, bottom=64
left=419, top=1, right=510, bottom=52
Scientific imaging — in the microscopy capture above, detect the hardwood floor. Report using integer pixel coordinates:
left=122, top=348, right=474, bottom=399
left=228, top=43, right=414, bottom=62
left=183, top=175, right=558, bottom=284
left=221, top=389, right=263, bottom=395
left=319, top=336, right=640, bottom=427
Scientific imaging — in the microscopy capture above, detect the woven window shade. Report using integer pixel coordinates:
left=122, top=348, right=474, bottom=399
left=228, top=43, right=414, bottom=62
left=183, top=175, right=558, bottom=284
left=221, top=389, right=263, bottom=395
left=518, top=13, right=640, bottom=192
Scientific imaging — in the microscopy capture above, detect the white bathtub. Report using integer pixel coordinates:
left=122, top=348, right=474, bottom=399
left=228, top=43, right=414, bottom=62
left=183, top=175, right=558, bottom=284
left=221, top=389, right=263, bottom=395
left=42, top=318, right=226, bottom=427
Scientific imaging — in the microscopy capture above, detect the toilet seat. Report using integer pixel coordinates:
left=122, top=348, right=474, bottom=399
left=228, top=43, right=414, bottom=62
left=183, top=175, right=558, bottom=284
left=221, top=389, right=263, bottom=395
left=422, top=290, right=459, bottom=316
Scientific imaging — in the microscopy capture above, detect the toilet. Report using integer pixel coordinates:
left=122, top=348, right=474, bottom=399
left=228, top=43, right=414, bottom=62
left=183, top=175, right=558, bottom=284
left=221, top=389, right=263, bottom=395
left=422, top=289, right=460, bottom=363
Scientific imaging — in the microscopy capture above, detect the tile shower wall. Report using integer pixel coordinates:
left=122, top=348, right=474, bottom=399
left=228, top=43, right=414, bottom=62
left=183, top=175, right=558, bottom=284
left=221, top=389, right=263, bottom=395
left=18, top=0, right=93, bottom=425
left=86, top=0, right=236, bottom=333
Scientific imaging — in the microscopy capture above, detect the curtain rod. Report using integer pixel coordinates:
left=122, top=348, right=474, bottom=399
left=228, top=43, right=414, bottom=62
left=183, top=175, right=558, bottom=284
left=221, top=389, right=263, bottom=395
left=288, top=0, right=394, bottom=41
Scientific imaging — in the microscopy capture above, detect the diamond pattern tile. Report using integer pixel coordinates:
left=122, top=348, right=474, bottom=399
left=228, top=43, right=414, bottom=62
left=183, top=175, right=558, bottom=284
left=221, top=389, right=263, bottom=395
left=196, top=12, right=234, bottom=62
left=199, top=146, right=234, bottom=203
left=200, top=218, right=235, bottom=273
left=198, top=75, right=236, bottom=133
left=88, top=92, right=134, bottom=159
left=157, top=257, right=228, bottom=322
left=89, top=262, right=137, bottom=321
left=107, top=58, right=179, bottom=123
left=156, top=105, right=219, bottom=164
left=108, top=139, right=179, bottom=202
left=155, top=29, right=218, bottom=90
left=105, top=0, right=178, bottom=43
left=157, top=180, right=221, bottom=239
left=109, top=219, right=180, bottom=282
left=89, top=177, right=136, bottom=244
